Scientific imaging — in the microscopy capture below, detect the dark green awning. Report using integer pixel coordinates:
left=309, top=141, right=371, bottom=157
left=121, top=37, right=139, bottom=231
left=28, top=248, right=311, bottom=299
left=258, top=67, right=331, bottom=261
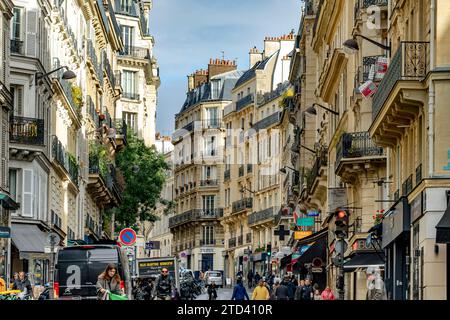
left=436, top=202, right=450, bottom=243
left=0, top=193, right=19, bottom=210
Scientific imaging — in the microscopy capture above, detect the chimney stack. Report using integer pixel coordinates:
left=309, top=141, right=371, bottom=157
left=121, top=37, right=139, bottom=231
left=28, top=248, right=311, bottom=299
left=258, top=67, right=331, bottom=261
left=249, top=46, right=263, bottom=68
left=208, top=58, right=237, bottom=78
left=192, top=69, right=209, bottom=89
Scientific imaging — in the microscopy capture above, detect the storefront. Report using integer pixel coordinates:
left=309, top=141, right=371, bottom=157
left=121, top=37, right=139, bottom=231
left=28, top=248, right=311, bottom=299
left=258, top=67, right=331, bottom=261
left=382, top=196, right=411, bottom=300
left=435, top=191, right=450, bottom=300
left=252, top=252, right=267, bottom=275
left=0, top=193, right=19, bottom=285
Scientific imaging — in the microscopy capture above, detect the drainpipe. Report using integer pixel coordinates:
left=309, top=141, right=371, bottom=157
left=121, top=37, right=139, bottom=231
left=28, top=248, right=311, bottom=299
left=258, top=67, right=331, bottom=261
left=428, top=0, right=436, bottom=178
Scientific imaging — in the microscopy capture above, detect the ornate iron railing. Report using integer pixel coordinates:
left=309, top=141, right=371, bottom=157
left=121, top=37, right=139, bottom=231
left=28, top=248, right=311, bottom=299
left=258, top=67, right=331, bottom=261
left=86, top=95, right=99, bottom=126
left=248, top=207, right=276, bottom=226
left=238, top=235, right=243, bottom=246
left=239, top=165, right=244, bottom=177
left=402, top=174, right=413, bottom=196
left=246, top=232, right=252, bottom=243
left=224, top=169, right=230, bottom=180
left=415, top=164, right=422, bottom=186
left=10, top=116, right=44, bottom=145
left=119, top=46, right=151, bottom=60
left=169, top=208, right=224, bottom=228
left=228, top=237, right=236, bottom=248
left=236, top=94, right=254, bottom=112
left=372, top=41, right=429, bottom=120
left=232, top=198, right=253, bottom=213
left=52, top=136, right=78, bottom=186
left=335, top=132, right=384, bottom=170
left=307, top=149, right=327, bottom=194
left=122, top=92, right=140, bottom=100
left=252, top=111, right=281, bottom=132
left=200, top=179, right=218, bottom=187
left=102, top=51, right=116, bottom=88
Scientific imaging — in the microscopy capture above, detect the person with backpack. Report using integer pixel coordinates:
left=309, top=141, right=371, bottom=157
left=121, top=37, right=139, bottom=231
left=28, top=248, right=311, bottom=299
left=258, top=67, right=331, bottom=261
left=152, top=268, right=174, bottom=300
left=231, top=278, right=249, bottom=301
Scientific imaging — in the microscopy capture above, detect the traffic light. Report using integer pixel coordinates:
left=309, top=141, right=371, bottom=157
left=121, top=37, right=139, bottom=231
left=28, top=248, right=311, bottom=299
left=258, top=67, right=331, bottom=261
left=266, top=243, right=272, bottom=257
left=334, top=209, right=350, bottom=239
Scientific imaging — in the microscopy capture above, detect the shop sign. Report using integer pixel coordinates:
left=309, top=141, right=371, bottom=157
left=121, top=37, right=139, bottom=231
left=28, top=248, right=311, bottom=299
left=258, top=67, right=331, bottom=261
left=311, top=267, right=323, bottom=273
left=0, top=226, right=10, bottom=238
left=294, top=231, right=312, bottom=240
left=200, top=248, right=215, bottom=254
left=382, top=197, right=411, bottom=248
left=297, top=217, right=315, bottom=227
left=411, top=192, right=424, bottom=223
left=307, top=211, right=320, bottom=217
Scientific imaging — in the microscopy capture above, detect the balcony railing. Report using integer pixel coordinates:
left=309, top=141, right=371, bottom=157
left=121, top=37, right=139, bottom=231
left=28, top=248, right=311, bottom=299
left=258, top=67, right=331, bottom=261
left=52, top=136, right=78, bottom=186
left=402, top=175, right=413, bottom=197
left=239, top=165, right=244, bottom=177
left=335, top=132, right=384, bottom=170
left=232, top=198, right=253, bottom=214
left=252, top=112, right=281, bottom=132
left=248, top=207, right=276, bottom=226
left=307, top=150, right=327, bottom=194
left=114, top=70, right=122, bottom=89
left=200, top=179, right=218, bottom=187
left=10, top=39, right=23, bottom=54
left=415, top=164, right=422, bottom=185
left=106, top=164, right=123, bottom=202
left=119, top=46, right=151, bottom=60
left=122, top=92, right=140, bottom=100
left=246, top=232, right=252, bottom=243
left=10, top=116, right=44, bottom=145
left=86, top=95, right=99, bottom=126
left=200, top=239, right=216, bottom=246
left=224, top=169, right=230, bottom=181
left=202, top=119, right=222, bottom=129
left=372, top=41, right=429, bottom=120
left=394, top=189, right=400, bottom=201
left=102, top=52, right=116, bottom=89
left=228, top=237, right=236, bottom=248
left=169, top=209, right=224, bottom=228
left=236, top=94, right=254, bottom=112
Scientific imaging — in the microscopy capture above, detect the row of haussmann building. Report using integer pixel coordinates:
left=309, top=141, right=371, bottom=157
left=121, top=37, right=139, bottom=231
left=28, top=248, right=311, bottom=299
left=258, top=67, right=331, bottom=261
left=149, top=0, right=450, bottom=300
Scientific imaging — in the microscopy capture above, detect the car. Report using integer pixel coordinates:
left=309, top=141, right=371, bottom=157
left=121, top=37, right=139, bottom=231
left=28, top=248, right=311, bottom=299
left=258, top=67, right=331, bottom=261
left=54, top=244, right=131, bottom=300
left=204, top=271, right=223, bottom=287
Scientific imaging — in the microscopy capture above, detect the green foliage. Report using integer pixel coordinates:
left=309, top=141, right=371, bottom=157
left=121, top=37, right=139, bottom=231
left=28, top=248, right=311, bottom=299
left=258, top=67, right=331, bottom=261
left=71, top=85, right=83, bottom=119
left=89, top=141, right=110, bottom=178
left=110, top=133, right=167, bottom=227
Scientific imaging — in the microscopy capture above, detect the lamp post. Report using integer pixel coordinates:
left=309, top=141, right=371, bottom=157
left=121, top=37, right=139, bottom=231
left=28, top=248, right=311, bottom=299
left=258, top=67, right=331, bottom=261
left=279, top=166, right=300, bottom=175
left=35, top=65, right=76, bottom=84
left=306, top=103, right=339, bottom=116
left=343, top=34, right=391, bottom=56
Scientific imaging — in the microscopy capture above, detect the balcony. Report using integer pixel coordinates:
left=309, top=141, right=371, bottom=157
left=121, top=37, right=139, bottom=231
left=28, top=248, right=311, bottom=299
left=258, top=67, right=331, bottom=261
left=199, top=239, right=216, bottom=246
left=52, top=136, right=78, bottom=187
left=87, top=154, right=113, bottom=206
left=248, top=207, right=277, bottom=226
left=415, top=164, right=422, bottom=186
left=228, top=237, right=236, bottom=249
left=402, top=175, right=413, bottom=197
left=10, top=116, right=44, bottom=145
left=224, top=169, right=230, bottom=181
left=236, top=94, right=254, bottom=112
left=169, top=209, right=224, bottom=228
left=106, top=164, right=123, bottom=204
left=86, top=95, right=99, bottom=127
left=102, top=52, right=117, bottom=89
left=335, top=132, right=385, bottom=181
left=201, top=119, right=222, bottom=129
left=232, top=198, right=253, bottom=214
left=113, top=119, right=127, bottom=150
left=122, top=92, right=140, bottom=101
left=307, top=150, right=327, bottom=195
left=238, top=165, right=244, bottom=177
left=200, top=179, right=218, bottom=187
left=252, top=111, right=281, bottom=132
left=118, top=46, right=151, bottom=61
left=10, top=39, right=23, bottom=54
left=371, top=42, right=430, bottom=147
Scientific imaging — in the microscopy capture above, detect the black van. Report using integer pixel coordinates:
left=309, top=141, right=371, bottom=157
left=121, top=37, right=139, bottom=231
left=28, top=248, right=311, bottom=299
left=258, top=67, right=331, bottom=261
left=54, top=244, right=131, bottom=300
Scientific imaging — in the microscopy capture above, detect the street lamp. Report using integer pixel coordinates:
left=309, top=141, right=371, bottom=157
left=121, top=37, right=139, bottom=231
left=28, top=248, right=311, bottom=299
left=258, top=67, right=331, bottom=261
left=35, top=65, right=77, bottom=84
left=306, top=103, right=339, bottom=116
left=343, top=34, right=391, bottom=55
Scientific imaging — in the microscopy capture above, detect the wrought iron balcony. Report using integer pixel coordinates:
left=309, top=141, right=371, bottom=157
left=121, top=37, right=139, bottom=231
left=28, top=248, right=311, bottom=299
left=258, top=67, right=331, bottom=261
left=232, top=198, right=253, bottom=214
left=307, top=150, right=327, bottom=194
left=236, top=94, right=254, bottom=112
left=200, top=239, right=216, bottom=246
left=102, top=52, right=116, bottom=88
left=248, top=207, right=276, bottom=226
left=101, top=109, right=113, bottom=128
left=106, top=164, right=123, bottom=203
left=10, top=116, right=44, bottom=145
left=202, top=119, right=222, bottom=129
left=252, top=111, right=281, bottom=132
left=52, top=136, right=78, bottom=186
left=402, top=175, right=413, bottom=197
left=416, top=164, right=422, bottom=186
left=228, top=237, right=236, bottom=248
left=372, top=41, right=429, bottom=121
left=10, top=39, right=23, bottom=54
left=200, top=179, right=218, bottom=187
left=86, top=95, right=99, bottom=126
left=119, top=46, right=151, bottom=60
left=239, top=165, right=244, bottom=177
left=114, top=119, right=127, bottom=146
left=224, top=169, right=230, bottom=181
left=169, top=208, right=224, bottom=228
left=335, top=132, right=384, bottom=172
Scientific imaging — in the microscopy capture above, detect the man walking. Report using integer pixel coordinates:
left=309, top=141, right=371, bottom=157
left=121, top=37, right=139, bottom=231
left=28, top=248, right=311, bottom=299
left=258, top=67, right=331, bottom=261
left=247, top=269, right=254, bottom=288
left=251, top=279, right=270, bottom=300
left=152, top=268, right=174, bottom=300
left=302, top=279, right=314, bottom=300
left=231, top=278, right=249, bottom=301
left=294, top=279, right=305, bottom=300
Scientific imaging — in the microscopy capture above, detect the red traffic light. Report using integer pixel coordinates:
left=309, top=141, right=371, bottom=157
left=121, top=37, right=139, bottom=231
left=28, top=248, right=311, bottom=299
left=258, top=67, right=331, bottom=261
left=337, top=210, right=347, bottom=219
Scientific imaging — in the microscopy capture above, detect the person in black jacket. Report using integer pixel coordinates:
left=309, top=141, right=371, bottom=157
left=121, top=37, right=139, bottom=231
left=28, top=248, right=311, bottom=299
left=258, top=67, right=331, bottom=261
left=15, top=272, right=32, bottom=296
left=294, top=279, right=305, bottom=300
left=152, top=268, right=174, bottom=300
left=207, top=283, right=218, bottom=300
left=247, top=269, right=254, bottom=288
left=302, top=279, right=314, bottom=300
left=274, top=280, right=289, bottom=300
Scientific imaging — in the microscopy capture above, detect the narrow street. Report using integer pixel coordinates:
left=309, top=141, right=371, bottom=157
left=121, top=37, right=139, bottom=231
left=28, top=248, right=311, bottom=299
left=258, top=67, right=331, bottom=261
left=195, top=287, right=253, bottom=301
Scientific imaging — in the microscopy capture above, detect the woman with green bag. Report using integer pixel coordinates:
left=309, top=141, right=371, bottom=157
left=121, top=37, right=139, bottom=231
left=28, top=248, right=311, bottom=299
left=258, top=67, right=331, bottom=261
left=96, top=264, right=124, bottom=300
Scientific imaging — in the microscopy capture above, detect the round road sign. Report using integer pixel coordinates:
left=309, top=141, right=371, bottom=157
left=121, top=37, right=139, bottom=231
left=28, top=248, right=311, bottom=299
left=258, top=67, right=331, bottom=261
left=119, top=228, right=137, bottom=246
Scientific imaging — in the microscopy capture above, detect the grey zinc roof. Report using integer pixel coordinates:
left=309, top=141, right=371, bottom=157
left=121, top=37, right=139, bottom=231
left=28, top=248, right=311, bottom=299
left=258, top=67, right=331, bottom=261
left=234, top=51, right=278, bottom=89
left=178, top=70, right=244, bottom=114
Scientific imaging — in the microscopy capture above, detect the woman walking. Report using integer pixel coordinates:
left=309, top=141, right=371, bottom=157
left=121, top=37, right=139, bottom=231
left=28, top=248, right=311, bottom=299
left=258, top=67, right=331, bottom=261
left=96, top=264, right=123, bottom=300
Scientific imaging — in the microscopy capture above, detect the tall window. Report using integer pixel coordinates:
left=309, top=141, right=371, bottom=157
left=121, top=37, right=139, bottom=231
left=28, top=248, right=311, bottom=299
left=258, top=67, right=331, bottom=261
left=121, top=26, right=133, bottom=53
left=10, top=85, right=23, bottom=116
left=205, top=136, right=216, bottom=156
left=11, top=7, right=23, bottom=54
left=122, top=70, right=136, bottom=99
left=203, top=166, right=216, bottom=180
left=123, top=112, right=137, bottom=134
left=205, top=108, right=218, bottom=127
left=119, top=0, right=133, bottom=14
left=202, top=195, right=215, bottom=215
left=202, top=226, right=214, bottom=245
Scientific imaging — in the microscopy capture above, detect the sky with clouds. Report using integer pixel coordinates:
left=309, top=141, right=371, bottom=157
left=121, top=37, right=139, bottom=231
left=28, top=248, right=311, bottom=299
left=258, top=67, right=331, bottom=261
left=152, top=0, right=302, bottom=136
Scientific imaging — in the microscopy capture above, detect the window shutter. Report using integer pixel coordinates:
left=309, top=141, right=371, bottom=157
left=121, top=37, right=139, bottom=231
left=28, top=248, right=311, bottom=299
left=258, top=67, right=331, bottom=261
left=40, top=173, right=47, bottom=221
left=1, top=111, right=8, bottom=189
left=34, top=172, right=39, bottom=218
left=17, top=87, right=23, bottom=116
left=25, top=9, right=38, bottom=57
left=22, top=169, right=34, bottom=217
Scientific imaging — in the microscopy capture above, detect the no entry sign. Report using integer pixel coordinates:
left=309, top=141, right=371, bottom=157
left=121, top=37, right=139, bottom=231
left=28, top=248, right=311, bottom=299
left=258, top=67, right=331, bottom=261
left=119, top=228, right=137, bottom=246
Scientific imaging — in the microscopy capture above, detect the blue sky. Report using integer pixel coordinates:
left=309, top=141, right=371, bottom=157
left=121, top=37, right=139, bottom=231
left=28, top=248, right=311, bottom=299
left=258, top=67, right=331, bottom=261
left=152, top=0, right=302, bottom=135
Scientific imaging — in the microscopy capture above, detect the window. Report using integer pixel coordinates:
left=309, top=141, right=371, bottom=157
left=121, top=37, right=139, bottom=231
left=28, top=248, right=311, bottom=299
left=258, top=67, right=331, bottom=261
left=202, top=226, right=214, bottom=245
left=123, top=112, right=137, bottom=134
left=202, top=195, right=215, bottom=215
left=51, top=210, right=62, bottom=228
left=121, top=26, right=133, bottom=53
left=203, top=166, right=216, bottom=180
left=205, top=108, right=218, bottom=127
left=122, top=70, right=136, bottom=99
left=10, top=85, right=24, bottom=116
left=205, top=136, right=216, bottom=156
left=9, top=169, right=17, bottom=201
left=11, top=7, right=23, bottom=41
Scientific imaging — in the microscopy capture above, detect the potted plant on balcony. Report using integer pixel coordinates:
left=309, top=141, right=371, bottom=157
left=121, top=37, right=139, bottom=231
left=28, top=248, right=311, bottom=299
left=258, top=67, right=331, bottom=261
left=373, top=209, right=385, bottom=226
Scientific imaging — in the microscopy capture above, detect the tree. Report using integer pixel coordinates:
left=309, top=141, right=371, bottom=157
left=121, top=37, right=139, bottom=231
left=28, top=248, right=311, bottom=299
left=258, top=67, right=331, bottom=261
left=110, top=133, right=167, bottom=229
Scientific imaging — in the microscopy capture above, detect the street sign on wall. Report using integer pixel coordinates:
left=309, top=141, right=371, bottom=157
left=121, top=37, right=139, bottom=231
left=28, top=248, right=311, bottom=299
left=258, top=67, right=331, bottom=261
left=119, top=228, right=137, bottom=246
left=297, top=217, right=315, bottom=227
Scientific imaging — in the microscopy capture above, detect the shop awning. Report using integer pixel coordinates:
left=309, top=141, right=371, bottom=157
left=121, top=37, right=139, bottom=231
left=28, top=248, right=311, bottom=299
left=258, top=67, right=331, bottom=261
left=11, top=224, right=48, bottom=253
left=436, top=202, right=450, bottom=243
left=293, top=233, right=327, bottom=267
left=0, top=193, right=19, bottom=210
left=280, top=253, right=292, bottom=269
left=343, top=253, right=385, bottom=272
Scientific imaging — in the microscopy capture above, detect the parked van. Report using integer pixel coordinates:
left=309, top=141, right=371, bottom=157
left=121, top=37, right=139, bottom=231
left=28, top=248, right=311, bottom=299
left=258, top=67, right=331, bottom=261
left=54, top=244, right=131, bottom=300
left=204, top=271, right=223, bottom=287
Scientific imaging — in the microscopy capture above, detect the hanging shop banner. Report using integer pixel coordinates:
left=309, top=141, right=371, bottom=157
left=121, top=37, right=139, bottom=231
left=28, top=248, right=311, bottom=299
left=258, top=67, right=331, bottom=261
left=307, top=210, right=320, bottom=217
left=297, top=217, right=315, bottom=227
left=374, top=57, right=388, bottom=81
left=359, top=80, right=378, bottom=99
left=294, top=231, right=313, bottom=240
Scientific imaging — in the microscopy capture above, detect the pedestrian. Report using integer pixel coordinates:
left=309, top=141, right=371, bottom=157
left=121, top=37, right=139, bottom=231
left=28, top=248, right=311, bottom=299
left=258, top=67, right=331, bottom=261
left=321, top=286, right=335, bottom=300
left=291, top=275, right=298, bottom=286
left=207, top=282, right=218, bottom=300
left=152, top=267, right=174, bottom=300
left=11, top=272, right=19, bottom=290
left=254, top=271, right=261, bottom=285
left=96, top=264, right=123, bottom=300
left=274, top=279, right=289, bottom=300
left=270, top=280, right=279, bottom=300
left=231, top=278, right=249, bottom=301
left=314, top=289, right=322, bottom=300
left=282, top=275, right=296, bottom=300
left=366, top=267, right=387, bottom=300
left=0, top=273, right=6, bottom=292
left=251, top=279, right=270, bottom=300
left=294, top=279, right=305, bottom=300
left=15, top=272, right=32, bottom=295
left=247, top=269, right=254, bottom=288
left=302, top=279, right=313, bottom=300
